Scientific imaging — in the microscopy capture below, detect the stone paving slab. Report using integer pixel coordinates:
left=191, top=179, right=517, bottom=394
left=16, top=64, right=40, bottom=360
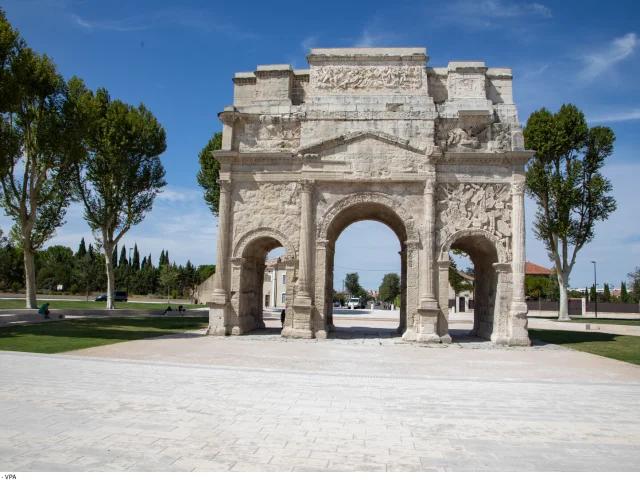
left=1, top=350, right=639, bottom=472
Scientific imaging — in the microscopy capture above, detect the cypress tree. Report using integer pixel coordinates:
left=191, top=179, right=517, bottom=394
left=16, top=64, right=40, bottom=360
left=590, top=285, right=597, bottom=302
left=159, top=250, right=165, bottom=266
left=119, top=245, right=128, bottom=267
left=621, top=281, right=629, bottom=303
left=77, top=238, right=87, bottom=257
left=132, top=243, right=140, bottom=270
left=141, top=256, right=147, bottom=270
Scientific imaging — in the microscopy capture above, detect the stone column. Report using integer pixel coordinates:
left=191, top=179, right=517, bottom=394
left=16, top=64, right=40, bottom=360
left=421, top=178, right=438, bottom=307
left=211, top=179, right=231, bottom=302
left=412, top=179, right=443, bottom=343
left=295, top=180, right=314, bottom=306
left=491, top=262, right=511, bottom=345
left=289, top=180, right=315, bottom=339
left=437, top=260, right=452, bottom=343
left=508, top=180, right=530, bottom=346
left=398, top=248, right=407, bottom=333
left=207, top=179, right=232, bottom=336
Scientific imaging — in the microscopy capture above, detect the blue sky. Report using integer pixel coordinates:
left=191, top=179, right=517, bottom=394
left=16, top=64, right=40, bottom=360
left=1, top=0, right=639, bottom=291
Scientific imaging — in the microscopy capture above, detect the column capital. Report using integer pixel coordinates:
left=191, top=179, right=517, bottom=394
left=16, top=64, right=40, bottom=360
left=218, top=179, right=232, bottom=194
left=424, top=178, right=436, bottom=195
left=437, top=260, right=451, bottom=269
left=511, top=181, right=525, bottom=196
left=299, top=179, right=315, bottom=193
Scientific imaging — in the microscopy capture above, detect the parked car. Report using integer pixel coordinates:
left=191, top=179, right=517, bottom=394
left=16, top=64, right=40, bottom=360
left=94, top=290, right=128, bottom=302
left=347, top=297, right=363, bottom=309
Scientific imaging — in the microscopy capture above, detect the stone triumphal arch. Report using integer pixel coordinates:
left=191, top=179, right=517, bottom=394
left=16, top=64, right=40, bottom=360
left=207, top=48, right=532, bottom=346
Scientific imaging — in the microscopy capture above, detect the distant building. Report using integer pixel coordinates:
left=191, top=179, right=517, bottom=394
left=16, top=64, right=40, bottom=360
left=525, top=262, right=554, bottom=277
left=263, top=257, right=288, bottom=308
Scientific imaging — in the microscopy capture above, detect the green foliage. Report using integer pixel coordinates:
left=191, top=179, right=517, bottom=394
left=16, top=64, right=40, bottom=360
left=333, top=293, right=346, bottom=306
left=70, top=284, right=79, bottom=294
left=602, top=283, right=611, bottom=303
left=628, top=267, right=640, bottom=302
left=378, top=273, right=400, bottom=303
left=546, top=274, right=560, bottom=302
left=345, top=273, right=361, bottom=297
left=524, top=104, right=617, bottom=318
left=197, top=264, right=215, bottom=284
left=132, top=243, right=140, bottom=270
left=590, top=285, right=597, bottom=303
left=72, top=251, right=102, bottom=299
left=448, top=255, right=473, bottom=295
left=37, top=245, right=74, bottom=290
left=76, top=238, right=87, bottom=257
left=525, top=275, right=551, bottom=300
left=196, top=132, right=222, bottom=216
left=10, top=281, right=20, bottom=293
left=158, top=264, right=179, bottom=300
left=620, top=281, right=630, bottom=303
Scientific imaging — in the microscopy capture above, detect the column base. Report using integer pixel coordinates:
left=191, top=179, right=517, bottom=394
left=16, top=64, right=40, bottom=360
left=315, top=329, right=328, bottom=339
left=416, top=333, right=441, bottom=343
left=281, top=303, right=314, bottom=339
left=415, top=306, right=443, bottom=343
left=207, top=301, right=229, bottom=336
left=509, top=301, right=531, bottom=346
left=402, top=328, right=417, bottom=341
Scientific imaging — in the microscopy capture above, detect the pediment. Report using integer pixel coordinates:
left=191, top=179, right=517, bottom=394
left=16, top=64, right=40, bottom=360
left=295, top=131, right=426, bottom=156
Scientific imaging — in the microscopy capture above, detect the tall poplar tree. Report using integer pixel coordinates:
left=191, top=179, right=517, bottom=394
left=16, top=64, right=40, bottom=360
left=0, top=10, right=92, bottom=307
left=75, top=88, right=166, bottom=309
left=524, top=104, right=616, bottom=320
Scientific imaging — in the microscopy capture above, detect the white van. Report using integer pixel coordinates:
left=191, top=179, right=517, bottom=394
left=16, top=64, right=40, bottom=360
left=347, top=297, right=362, bottom=309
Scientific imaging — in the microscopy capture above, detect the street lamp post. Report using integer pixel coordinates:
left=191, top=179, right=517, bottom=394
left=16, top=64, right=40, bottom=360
left=591, top=261, right=598, bottom=319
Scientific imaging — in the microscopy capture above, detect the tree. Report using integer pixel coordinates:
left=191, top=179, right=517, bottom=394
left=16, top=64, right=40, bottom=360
left=196, top=132, right=222, bottom=216
left=345, top=273, right=362, bottom=297
left=119, top=245, right=128, bottom=267
left=525, top=275, right=551, bottom=300
left=159, top=249, right=165, bottom=267
left=197, top=264, right=215, bottom=284
left=73, top=252, right=101, bottom=300
left=158, top=264, right=178, bottom=302
left=76, top=237, right=87, bottom=257
left=590, top=285, right=597, bottom=303
left=628, top=267, right=640, bottom=302
left=448, top=255, right=473, bottom=295
left=602, top=283, right=611, bottom=303
left=37, top=245, right=73, bottom=291
left=132, top=243, right=140, bottom=270
left=0, top=12, right=92, bottom=307
left=620, top=281, right=630, bottom=303
left=75, top=88, right=167, bottom=309
left=378, top=273, right=400, bottom=303
left=524, top=104, right=617, bottom=320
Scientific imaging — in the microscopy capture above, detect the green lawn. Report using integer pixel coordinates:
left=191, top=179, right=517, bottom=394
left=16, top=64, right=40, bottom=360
left=529, top=329, right=640, bottom=366
left=0, top=317, right=209, bottom=354
left=0, top=299, right=203, bottom=311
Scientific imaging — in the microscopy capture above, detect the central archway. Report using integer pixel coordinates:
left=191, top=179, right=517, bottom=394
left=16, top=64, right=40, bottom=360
left=314, top=193, right=419, bottom=337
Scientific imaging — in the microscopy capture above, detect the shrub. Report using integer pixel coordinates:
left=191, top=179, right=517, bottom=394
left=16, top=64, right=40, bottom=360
left=70, top=284, right=79, bottom=294
left=11, top=281, right=21, bottom=293
left=171, top=289, right=178, bottom=299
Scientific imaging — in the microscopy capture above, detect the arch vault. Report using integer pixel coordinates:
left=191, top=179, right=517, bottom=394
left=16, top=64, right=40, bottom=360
left=206, top=47, right=533, bottom=346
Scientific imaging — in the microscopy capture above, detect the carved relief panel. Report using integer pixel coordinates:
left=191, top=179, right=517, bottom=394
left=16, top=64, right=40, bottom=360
left=435, top=118, right=515, bottom=153
left=435, top=183, right=512, bottom=260
left=237, top=114, right=301, bottom=151
left=312, top=66, right=422, bottom=92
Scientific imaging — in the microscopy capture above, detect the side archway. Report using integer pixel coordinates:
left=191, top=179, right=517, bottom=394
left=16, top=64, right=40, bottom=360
left=229, top=227, right=297, bottom=335
left=437, top=228, right=510, bottom=342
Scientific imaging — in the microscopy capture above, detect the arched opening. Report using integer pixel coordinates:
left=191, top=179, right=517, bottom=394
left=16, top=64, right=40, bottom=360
left=236, top=236, right=292, bottom=335
left=441, top=232, right=503, bottom=341
left=322, top=201, right=410, bottom=337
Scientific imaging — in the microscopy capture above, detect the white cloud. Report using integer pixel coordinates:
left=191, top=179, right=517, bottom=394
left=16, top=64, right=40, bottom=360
left=301, top=35, right=318, bottom=52
left=156, top=187, right=202, bottom=203
left=440, top=1, right=552, bottom=29
left=587, top=109, right=640, bottom=123
left=71, top=13, right=150, bottom=32
left=580, top=32, right=638, bottom=80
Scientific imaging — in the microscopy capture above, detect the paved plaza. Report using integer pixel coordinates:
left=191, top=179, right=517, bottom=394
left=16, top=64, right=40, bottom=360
left=1, top=317, right=639, bottom=472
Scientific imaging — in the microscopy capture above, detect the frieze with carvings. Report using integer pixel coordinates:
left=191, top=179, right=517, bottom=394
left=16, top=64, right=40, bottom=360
left=436, top=183, right=512, bottom=259
left=314, top=66, right=422, bottom=92
left=436, top=118, right=515, bottom=153
left=237, top=114, right=301, bottom=151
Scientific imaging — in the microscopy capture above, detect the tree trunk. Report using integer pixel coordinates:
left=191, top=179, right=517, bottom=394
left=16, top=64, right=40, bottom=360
left=23, top=246, right=37, bottom=309
left=557, top=269, right=570, bottom=321
left=104, top=240, right=116, bottom=310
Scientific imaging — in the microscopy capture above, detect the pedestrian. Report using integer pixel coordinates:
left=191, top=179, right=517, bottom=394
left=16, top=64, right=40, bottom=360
left=280, top=308, right=285, bottom=328
left=163, top=305, right=173, bottom=315
left=38, top=302, right=51, bottom=320
left=178, top=305, right=185, bottom=315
